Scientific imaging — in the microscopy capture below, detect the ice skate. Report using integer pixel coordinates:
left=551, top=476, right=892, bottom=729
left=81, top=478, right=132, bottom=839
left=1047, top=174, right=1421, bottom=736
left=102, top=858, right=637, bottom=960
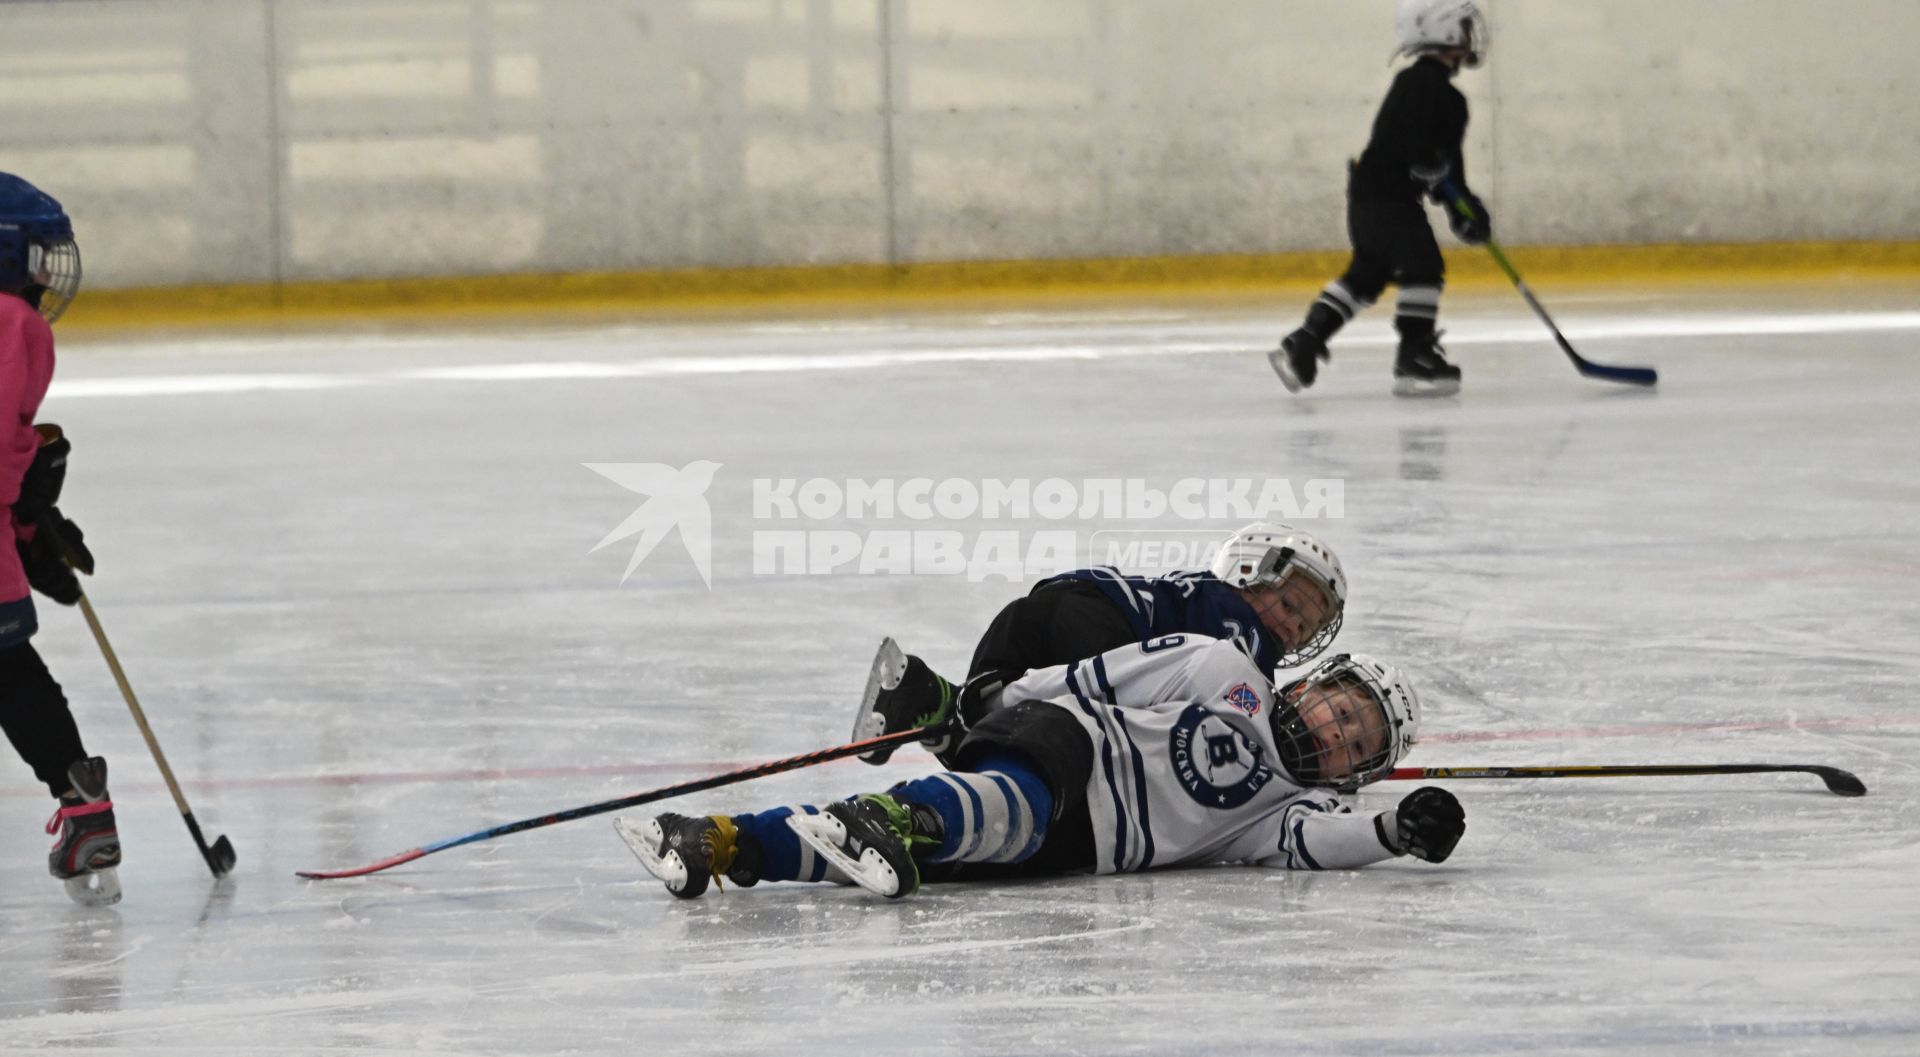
left=47, top=756, right=121, bottom=907
left=616, top=812, right=760, bottom=899
left=1392, top=333, right=1462, bottom=397
left=785, top=794, right=929, bottom=899
left=1269, top=329, right=1328, bottom=393
left=851, top=649, right=959, bottom=765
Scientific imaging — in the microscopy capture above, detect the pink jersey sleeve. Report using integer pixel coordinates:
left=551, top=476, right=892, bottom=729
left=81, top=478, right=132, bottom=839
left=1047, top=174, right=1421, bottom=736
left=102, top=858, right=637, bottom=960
left=1, top=295, right=56, bottom=602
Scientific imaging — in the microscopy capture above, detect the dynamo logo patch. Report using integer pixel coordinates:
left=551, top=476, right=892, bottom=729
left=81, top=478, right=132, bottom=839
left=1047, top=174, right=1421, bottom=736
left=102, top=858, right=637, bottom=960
left=1169, top=704, right=1274, bottom=809
left=1223, top=682, right=1261, bottom=716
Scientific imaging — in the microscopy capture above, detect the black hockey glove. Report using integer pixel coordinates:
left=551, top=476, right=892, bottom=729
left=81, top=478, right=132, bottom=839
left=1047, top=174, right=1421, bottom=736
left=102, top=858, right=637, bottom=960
left=13, top=424, right=70, bottom=525
left=1448, top=191, right=1492, bottom=245
left=1384, top=786, right=1464, bottom=863
left=921, top=669, right=1016, bottom=768
left=17, top=511, right=92, bottom=606
left=956, top=669, right=1014, bottom=730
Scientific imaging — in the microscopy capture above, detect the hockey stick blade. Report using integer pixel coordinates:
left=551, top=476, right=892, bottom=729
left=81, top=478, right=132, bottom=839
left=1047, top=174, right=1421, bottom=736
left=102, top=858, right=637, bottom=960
left=207, top=835, right=238, bottom=876
left=1386, top=763, right=1866, bottom=797
left=1440, top=182, right=1656, bottom=388
left=1810, top=766, right=1868, bottom=797
left=1512, top=277, right=1658, bottom=387
left=297, top=724, right=932, bottom=880
left=298, top=848, right=428, bottom=881
left=185, top=812, right=237, bottom=877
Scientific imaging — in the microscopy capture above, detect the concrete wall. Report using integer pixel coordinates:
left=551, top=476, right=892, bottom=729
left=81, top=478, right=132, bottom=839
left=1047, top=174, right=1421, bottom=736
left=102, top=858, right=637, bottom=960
left=1, top=0, right=1914, bottom=290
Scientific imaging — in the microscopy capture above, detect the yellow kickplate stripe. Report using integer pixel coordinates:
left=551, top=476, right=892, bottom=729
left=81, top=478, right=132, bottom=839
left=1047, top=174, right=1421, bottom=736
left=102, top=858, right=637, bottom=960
left=58, top=240, right=1920, bottom=330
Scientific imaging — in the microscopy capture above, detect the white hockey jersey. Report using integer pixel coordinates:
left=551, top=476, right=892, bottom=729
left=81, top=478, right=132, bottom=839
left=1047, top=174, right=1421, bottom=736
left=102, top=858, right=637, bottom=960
left=1000, top=634, right=1399, bottom=873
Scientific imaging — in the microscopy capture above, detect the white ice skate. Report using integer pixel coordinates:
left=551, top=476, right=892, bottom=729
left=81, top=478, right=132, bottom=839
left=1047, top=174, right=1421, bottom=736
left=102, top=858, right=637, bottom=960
left=64, top=867, right=122, bottom=908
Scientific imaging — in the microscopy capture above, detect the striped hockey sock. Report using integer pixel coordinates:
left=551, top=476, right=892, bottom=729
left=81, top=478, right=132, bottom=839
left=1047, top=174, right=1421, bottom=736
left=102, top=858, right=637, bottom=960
left=1395, top=285, right=1442, bottom=337
left=729, top=752, right=1054, bottom=881
left=730, top=804, right=847, bottom=883
left=1306, top=281, right=1370, bottom=339
left=888, top=751, right=1053, bottom=865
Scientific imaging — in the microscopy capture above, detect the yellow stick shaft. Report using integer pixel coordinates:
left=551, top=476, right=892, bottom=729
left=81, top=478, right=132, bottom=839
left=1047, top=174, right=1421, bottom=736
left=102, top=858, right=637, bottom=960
left=75, top=589, right=194, bottom=818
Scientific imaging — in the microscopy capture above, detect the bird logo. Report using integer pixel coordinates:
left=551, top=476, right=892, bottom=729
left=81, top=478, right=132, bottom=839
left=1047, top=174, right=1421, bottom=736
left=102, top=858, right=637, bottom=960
left=585, top=461, right=723, bottom=587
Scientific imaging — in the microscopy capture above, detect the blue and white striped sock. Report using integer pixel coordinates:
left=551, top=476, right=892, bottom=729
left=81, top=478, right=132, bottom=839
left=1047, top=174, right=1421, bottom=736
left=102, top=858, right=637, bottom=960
left=730, top=804, right=838, bottom=883
left=890, top=751, right=1054, bottom=865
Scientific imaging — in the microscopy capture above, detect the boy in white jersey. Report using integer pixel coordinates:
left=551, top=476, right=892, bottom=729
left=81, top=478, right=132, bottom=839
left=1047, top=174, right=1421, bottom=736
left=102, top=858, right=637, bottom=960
left=621, top=635, right=1465, bottom=899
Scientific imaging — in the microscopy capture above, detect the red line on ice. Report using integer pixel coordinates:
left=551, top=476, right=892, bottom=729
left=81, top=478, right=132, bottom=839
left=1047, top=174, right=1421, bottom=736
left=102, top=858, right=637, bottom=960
left=1422, top=713, right=1918, bottom=743
left=7, top=715, right=1913, bottom=798
left=1709, top=563, right=1920, bottom=582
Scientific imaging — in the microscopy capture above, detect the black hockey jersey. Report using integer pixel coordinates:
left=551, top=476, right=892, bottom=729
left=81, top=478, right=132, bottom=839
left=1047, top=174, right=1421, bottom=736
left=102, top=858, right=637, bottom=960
left=1348, top=55, right=1470, bottom=204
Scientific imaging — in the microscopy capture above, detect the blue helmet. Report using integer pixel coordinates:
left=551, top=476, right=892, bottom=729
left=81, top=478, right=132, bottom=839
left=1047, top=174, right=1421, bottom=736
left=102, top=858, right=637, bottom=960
left=0, top=173, right=82, bottom=323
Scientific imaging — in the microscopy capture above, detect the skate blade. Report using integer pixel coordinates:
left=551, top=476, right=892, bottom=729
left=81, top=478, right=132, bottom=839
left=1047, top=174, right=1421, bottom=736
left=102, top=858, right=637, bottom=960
left=65, top=867, right=122, bottom=908
left=851, top=638, right=909, bottom=763
left=1392, top=376, right=1461, bottom=398
left=613, top=816, right=684, bottom=887
left=785, top=814, right=904, bottom=898
left=1266, top=348, right=1305, bottom=393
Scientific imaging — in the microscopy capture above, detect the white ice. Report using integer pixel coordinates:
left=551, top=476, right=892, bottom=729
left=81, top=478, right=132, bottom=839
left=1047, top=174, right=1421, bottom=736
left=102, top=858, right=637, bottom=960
left=3, top=283, right=1917, bottom=1055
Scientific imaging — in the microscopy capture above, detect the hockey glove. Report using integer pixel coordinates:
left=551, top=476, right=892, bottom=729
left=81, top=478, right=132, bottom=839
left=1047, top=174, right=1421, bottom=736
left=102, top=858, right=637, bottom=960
left=1448, top=191, right=1492, bottom=245
left=13, top=424, right=70, bottom=525
left=956, top=668, right=1014, bottom=730
left=17, top=512, right=92, bottom=606
left=1385, top=786, right=1464, bottom=863
left=1410, top=159, right=1453, bottom=194
left=928, top=669, right=1011, bottom=766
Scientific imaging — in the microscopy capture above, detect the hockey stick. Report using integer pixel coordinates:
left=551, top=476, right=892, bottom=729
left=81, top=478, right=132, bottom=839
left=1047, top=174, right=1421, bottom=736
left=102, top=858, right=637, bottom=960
left=301, top=639, right=917, bottom=879
left=41, top=516, right=238, bottom=878
left=1387, top=763, right=1865, bottom=797
left=301, top=640, right=921, bottom=882
left=1442, top=182, right=1658, bottom=388
left=295, top=725, right=930, bottom=879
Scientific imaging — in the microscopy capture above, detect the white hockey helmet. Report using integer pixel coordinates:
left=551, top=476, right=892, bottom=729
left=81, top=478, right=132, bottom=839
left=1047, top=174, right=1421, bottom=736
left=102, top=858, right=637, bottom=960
left=1270, top=652, right=1421, bottom=791
left=1209, top=522, right=1347, bottom=667
left=1394, top=0, right=1489, bottom=68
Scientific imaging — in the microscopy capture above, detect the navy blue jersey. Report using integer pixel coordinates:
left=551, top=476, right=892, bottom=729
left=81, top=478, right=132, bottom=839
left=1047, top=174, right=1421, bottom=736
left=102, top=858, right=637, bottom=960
left=1039, top=568, right=1287, bottom=673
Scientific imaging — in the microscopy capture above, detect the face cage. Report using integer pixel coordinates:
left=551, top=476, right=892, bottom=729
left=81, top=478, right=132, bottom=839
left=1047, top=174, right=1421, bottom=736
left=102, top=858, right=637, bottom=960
left=27, top=238, right=82, bottom=323
left=1271, top=568, right=1345, bottom=669
left=1269, top=671, right=1395, bottom=792
left=1460, top=11, right=1489, bottom=67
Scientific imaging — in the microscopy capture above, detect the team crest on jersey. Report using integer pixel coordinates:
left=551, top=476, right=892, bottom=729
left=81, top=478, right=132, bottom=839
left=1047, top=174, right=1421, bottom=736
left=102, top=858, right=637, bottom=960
left=1223, top=682, right=1261, bottom=716
left=1169, top=704, right=1274, bottom=809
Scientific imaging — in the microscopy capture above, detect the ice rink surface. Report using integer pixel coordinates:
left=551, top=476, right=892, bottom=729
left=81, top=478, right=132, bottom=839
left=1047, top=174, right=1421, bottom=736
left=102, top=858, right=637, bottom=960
left=3, top=282, right=1918, bottom=1055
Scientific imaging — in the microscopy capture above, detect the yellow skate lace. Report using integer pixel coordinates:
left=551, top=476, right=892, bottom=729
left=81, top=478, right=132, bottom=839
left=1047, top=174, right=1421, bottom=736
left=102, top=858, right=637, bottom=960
left=703, top=815, right=740, bottom=893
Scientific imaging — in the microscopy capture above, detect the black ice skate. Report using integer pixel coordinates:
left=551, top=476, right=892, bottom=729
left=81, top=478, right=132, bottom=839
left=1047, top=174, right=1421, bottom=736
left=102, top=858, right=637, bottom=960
left=47, top=756, right=121, bottom=907
left=851, top=652, right=959, bottom=765
left=1269, top=329, right=1329, bottom=393
left=1392, top=334, right=1463, bottom=397
left=615, top=812, right=762, bottom=899
left=786, top=794, right=930, bottom=899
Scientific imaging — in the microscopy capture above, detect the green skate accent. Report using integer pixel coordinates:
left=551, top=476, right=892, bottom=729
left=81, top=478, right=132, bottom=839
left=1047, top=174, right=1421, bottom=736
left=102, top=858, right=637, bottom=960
left=856, top=794, right=938, bottom=853
left=912, top=675, right=957, bottom=731
left=859, top=793, right=925, bottom=897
